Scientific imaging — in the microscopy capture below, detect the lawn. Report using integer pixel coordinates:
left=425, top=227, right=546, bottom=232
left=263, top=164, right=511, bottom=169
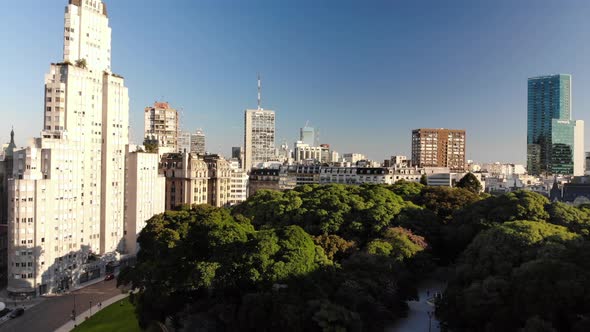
left=72, top=297, right=141, bottom=332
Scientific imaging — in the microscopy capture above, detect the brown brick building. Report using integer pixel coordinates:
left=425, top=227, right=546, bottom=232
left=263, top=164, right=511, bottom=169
left=411, top=128, right=466, bottom=172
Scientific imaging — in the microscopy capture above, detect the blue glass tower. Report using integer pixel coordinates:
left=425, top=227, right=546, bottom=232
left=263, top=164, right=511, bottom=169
left=527, top=74, right=574, bottom=175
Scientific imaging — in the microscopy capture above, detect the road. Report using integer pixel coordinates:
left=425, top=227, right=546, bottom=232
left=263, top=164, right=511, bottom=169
left=1, top=280, right=121, bottom=332
left=386, top=280, right=445, bottom=332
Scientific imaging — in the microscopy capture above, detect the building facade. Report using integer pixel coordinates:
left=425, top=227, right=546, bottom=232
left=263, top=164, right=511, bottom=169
left=191, top=129, right=206, bottom=155
left=527, top=74, right=584, bottom=175
left=144, top=102, right=179, bottom=151
left=342, top=153, right=366, bottom=164
left=160, top=152, right=209, bottom=210
left=244, top=109, right=275, bottom=172
left=411, top=128, right=466, bottom=172
left=294, top=141, right=323, bottom=163
left=178, top=129, right=206, bottom=155
left=248, top=169, right=281, bottom=196
left=228, top=162, right=248, bottom=206
left=124, top=146, right=165, bottom=254
left=5, top=0, right=160, bottom=297
left=0, top=129, right=16, bottom=287
left=159, top=153, right=237, bottom=208
left=203, top=155, right=232, bottom=207
left=178, top=131, right=191, bottom=153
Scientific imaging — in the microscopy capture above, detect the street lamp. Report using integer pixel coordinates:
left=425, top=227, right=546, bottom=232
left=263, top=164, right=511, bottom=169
left=89, top=300, right=93, bottom=316
left=71, top=294, right=77, bottom=323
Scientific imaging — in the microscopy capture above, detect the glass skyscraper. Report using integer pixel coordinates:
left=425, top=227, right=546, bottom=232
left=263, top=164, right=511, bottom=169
left=527, top=74, right=578, bottom=175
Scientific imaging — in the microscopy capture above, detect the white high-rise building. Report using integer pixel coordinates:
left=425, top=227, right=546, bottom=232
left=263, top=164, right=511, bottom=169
left=574, top=120, right=585, bottom=176
left=243, top=77, right=275, bottom=172
left=144, top=102, right=179, bottom=151
left=178, top=131, right=191, bottom=153
left=6, top=0, right=152, bottom=297
left=178, top=129, right=206, bottom=155
left=191, top=129, right=206, bottom=155
left=228, top=161, right=248, bottom=206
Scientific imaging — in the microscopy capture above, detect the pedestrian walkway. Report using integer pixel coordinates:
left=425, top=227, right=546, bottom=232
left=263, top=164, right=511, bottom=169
left=54, top=293, right=129, bottom=332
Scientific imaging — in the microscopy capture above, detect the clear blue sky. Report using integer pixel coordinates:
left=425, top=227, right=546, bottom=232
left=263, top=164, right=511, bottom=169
left=3, top=0, right=590, bottom=163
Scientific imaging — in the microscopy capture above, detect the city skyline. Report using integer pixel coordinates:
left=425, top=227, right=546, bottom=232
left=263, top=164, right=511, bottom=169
left=4, top=0, right=590, bottom=162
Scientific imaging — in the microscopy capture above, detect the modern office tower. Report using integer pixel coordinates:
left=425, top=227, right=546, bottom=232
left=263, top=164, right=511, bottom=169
left=178, top=129, right=206, bottom=155
left=144, top=102, right=179, bottom=151
left=6, top=0, right=142, bottom=297
left=300, top=125, right=318, bottom=146
left=178, top=131, right=191, bottom=153
left=527, top=74, right=583, bottom=175
left=244, top=77, right=275, bottom=172
left=123, top=146, right=165, bottom=254
left=411, top=128, right=466, bottom=172
left=191, top=129, right=206, bottom=155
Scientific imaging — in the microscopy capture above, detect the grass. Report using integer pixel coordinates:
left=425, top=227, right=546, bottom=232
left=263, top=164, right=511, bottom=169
left=71, top=297, right=141, bottom=332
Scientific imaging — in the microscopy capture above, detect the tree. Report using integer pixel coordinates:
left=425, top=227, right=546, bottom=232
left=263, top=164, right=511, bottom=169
left=123, top=189, right=424, bottom=331
left=143, top=142, right=158, bottom=153
left=415, top=187, right=480, bottom=222
left=420, top=174, right=428, bottom=185
left=437, top=220, right=586, bottom=331
left=313, top=234, right=356, bottom=261
left=456, top=173, right=482, bottom=193
left=75, top=58, right=87, bottom=69
left=389, top=180, right=424, bottom=201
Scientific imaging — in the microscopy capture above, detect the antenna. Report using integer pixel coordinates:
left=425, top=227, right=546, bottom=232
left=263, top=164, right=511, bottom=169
left=257, top=74, right=262, bottom=110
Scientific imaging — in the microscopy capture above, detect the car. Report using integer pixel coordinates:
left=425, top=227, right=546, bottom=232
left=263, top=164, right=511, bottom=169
left=104, top=273, right=115, bottom=281
left=9, top=308, right=24, bottom=319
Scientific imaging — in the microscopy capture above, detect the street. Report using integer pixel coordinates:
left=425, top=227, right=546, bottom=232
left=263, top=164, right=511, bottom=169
left=1, top=280, right=121, bottom=332
left=386, top=280, right=444, bottom=332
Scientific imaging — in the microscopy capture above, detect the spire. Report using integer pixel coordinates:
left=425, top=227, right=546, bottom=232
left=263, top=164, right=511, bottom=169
left=6, top=126, right=16, bottom=157
left=257, top=74, right=262, bottom=110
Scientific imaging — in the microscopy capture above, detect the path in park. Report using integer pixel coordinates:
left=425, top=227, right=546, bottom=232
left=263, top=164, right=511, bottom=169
left=386, top=280, right=445, bottom=332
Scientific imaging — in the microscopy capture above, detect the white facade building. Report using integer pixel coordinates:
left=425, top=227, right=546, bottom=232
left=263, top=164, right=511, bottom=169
left=178, top=131, right=191, bottom=153
left=7, top=0, right=156, bottom=297
left=144, top=102, right=179, bottom=151
left=294, top=141, right=322, bottom=163
left=342, top=153, right=366, bottom=164
left=244, top=109, right=275, bottom=172
left=124, top=145, right=165, bottom=255
left=228, top=163, right=249, bottom=206
left=574, top=120, right=585, bottom=176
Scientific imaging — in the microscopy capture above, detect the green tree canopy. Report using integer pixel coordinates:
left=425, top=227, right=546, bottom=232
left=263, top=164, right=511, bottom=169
left=456, top=172, right=482, bottom=193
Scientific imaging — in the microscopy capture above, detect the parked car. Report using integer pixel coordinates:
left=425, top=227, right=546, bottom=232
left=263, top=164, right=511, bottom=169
left=9, top=308, right=24, bottom=319
left=104, top=273, right=115, bottom=281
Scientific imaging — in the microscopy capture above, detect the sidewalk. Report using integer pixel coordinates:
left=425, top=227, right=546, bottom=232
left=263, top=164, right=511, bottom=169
left=54, top=292, right=129, bottom=332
